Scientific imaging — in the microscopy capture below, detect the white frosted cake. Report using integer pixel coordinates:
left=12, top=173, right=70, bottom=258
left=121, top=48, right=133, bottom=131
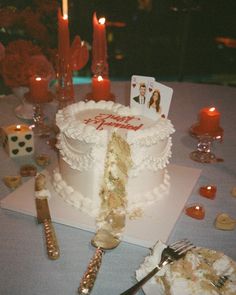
left=136, top=241, right=236, bottom=295
left=53, top=100, right=175, bottom=217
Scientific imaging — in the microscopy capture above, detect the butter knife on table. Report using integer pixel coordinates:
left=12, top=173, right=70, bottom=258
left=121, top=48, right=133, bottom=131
left=35, top=173, right=60, bottom=260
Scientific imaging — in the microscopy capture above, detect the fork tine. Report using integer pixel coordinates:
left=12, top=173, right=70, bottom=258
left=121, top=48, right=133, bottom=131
left=170, top=239, right=195, bottom=256
left=169, top=239, right=189, bottom=248
left=171, top=240, right=191, bottom=250
left=211, top=275, right=229, bottom=289
left=177, top=244, right=195, bottom=255
left=170, top=239, right=194, bottom=253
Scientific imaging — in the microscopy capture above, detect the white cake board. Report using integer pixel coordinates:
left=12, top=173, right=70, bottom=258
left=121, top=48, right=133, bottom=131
left=0, top=164, right=201, bottom=248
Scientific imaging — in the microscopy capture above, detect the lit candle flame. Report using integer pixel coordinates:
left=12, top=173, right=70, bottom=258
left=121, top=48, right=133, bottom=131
left=98, top=17, right=106, bottom=25
left=97, top=75, right=103, bottom=82
left=35, top=77, right=42, bottom=81
left=209, top=107, right=215, bottom=112
left=207, top=186, right=212, bottom=190
left=195, top=206, right=200, bottom=210
left=62, top=0, right=68, bottom=19
left=16, top=125, right=21, bottom=130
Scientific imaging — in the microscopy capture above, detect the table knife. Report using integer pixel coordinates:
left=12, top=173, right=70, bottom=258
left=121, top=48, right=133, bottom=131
left=35, top=174, right=60, bottom=260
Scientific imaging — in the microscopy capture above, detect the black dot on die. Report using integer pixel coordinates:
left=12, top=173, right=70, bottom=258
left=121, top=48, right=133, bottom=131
left=19, top=141, right=25, bottom=147
left=11, top=136, right=18, bottom=142
left=25, top=134, right=32, bottom=140
left=12, top=149, right=19, bottom=155
left=26, top=147, right=33, bottom=153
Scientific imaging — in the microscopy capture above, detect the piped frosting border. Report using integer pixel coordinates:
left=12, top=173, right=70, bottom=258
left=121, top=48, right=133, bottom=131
left=52, top=168, right=170, bottom=217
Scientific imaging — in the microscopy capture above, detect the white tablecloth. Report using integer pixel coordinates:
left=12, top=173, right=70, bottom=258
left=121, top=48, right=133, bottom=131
left=0, top=81, right=236, bottom=295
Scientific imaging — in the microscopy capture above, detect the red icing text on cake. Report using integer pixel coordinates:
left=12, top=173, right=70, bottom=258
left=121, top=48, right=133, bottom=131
left=84, top=113, right=143, bottom=131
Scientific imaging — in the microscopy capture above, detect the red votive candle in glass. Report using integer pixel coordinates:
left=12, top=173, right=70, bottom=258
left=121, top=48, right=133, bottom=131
left=198, top=107, right=220, bottom=133
left=29, top=77, right=49, bottom=103
left=92, top=75, right=111, bottom=101
left=185, top=204, right=205, bottom=220
left=199, top=185, right=217, bottom=199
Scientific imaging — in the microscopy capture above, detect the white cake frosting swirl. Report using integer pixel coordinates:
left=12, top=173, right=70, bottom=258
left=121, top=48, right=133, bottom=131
left=53, top=100, right=175, bottom=217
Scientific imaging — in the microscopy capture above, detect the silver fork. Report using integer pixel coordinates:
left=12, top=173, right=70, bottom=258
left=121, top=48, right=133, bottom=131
left=120, top=239, right=194, bottom=295
left=210, top=275, right=229, bottom=289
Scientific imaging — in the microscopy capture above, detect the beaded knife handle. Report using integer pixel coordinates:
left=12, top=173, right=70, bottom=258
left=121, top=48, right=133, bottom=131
left=35, top=174, right=60, bottom=260
left=43, top=219, right=60, bottom=260
left=78, top=248, right=104, bottom=295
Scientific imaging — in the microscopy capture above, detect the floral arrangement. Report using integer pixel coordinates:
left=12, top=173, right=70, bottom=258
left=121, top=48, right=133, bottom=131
left=0, top=1, right=58, bottom=89
left=0, top=40, right=55, bottom=88
left=0, top=1, right=89, bottom=90
left=0, top=2, right=58, bottom=47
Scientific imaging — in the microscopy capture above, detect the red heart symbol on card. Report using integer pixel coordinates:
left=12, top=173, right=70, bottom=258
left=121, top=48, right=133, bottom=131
left=70, top=36, right=89, bottom=71
left=132, top=83, right=136, bottom=88
left=149, top=88, right=152, bottom=92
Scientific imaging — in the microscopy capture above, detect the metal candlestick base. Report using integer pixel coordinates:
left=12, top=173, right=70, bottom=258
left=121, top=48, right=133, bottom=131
left=31, top=103, right=51, bottom=137
left=190, top=150, right=216, bottom=163
left=189, top=133, right=223, bottom=164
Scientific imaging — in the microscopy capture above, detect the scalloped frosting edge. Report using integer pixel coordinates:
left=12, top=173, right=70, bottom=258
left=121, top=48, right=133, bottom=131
left=55, top=100, right=175, bottom=145
left=52, top=168, right=170, bottom=218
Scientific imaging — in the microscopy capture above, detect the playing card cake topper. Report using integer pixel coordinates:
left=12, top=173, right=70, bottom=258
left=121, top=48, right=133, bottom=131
left=130, top=75, right=173, bottom=120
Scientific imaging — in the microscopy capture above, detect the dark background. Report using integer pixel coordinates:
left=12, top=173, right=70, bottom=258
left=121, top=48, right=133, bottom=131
left=1, top=0, right=236, bottom=84
left=71, top=0, right=236, bottom=83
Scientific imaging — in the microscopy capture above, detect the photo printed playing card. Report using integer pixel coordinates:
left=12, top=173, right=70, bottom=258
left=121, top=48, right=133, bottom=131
left=130, top=75, right=155, bottom=115
left=130, top=75, right=173, bottom=120
left=144, top=81, right=173, bottom=120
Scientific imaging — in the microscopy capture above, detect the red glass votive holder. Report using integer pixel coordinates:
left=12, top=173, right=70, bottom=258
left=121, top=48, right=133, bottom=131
left=198, top=107, right=220, bottom=134
left=91, top=75, right=111, bottom=101
left=185, top=204, right=205, bottom=220
left=190, top=107, right=224, bottom=138
left=199, top=185, right=217, bottom=199
left=25, top=76, right=54, bottom=105
left=29, top=76, right=49, bottom=103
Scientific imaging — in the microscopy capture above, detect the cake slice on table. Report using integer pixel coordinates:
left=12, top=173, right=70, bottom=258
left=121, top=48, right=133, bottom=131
left=136, top=241, right=236, bottom=295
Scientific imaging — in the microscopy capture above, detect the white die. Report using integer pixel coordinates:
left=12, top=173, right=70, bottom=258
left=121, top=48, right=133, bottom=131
left=1, top=125, right=34, bottom=157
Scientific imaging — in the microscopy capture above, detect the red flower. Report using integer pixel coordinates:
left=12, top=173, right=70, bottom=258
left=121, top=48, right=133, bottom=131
left=0, top=40, right=54, bottom=87
left=6, top=40, right=42, bottom=57
left=27, top=55, right=55, bottom=80
left=19, top=8, right=50, bottom=44
left=1, top=54, right=29, bottom=87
